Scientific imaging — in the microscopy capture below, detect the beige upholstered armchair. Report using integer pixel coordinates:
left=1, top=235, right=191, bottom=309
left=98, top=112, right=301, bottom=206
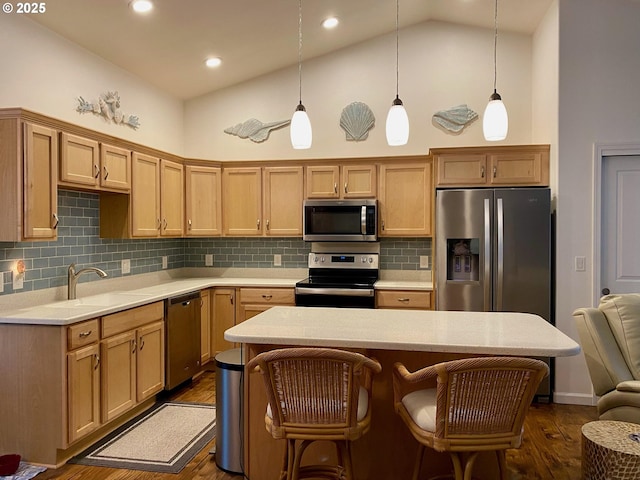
left=573, top=293, right=640, bottom=423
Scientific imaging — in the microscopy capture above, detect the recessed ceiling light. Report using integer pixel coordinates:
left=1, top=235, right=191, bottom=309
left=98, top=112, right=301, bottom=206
left=322, top=17, right=339, bottom=29
left=205, top=57, right=222, bottom=68
left=130, top=0, right=153, bottom=14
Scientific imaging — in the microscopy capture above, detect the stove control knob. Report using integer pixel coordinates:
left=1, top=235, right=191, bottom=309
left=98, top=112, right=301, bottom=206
left=361, top=256, right=366, bottom=263
left=322, top=256, right=326, bottom=262
left=313, top=256, right=319, bottom=263
left=369, top=257, right=374, bottom=263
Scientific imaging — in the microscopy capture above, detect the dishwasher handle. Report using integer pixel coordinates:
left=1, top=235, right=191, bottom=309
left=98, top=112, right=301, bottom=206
left=168, top=291, right=201, bottom=306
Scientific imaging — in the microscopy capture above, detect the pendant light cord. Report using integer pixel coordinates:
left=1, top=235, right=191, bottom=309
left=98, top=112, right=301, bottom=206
left=493, top=0, right=498, bottom=93
left=395, top=0, right=399, bottom=98
left=298, top=0, right=303, bottom=104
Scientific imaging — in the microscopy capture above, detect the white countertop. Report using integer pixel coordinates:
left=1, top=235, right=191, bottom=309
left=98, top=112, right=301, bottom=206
left=224, top=306, right=580, bottom=357
left=0, top=274, right=432, bottom=326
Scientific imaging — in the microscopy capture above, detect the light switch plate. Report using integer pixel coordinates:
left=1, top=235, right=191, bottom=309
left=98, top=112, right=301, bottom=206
left=122, top=259, right=131, bottom=275
left=273, top=254, right=282, bottom=266
left=419, top=256, right=430, bottom=269
left=575, top=256, right=586, bottom=272
left=0, top=272, right=4, bottom=293
left=162, top=256, right=168, bottom=269
left=205, top=254, right=214, bottom=267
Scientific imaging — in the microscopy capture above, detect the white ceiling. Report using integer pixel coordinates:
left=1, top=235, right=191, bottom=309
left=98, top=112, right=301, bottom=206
left=28, top=0, right=554, bottom=100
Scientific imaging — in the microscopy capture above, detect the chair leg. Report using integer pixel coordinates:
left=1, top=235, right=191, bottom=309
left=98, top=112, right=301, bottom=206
left=412, top=444, right=425, bottom=480
left=291, top=440, right=313, bottom=480
left=463, top=452, right=480, bottom=480
left=338, top=440, right=354, bottom=480
left=450, top=452, right=464, bottom=480
left=496, top=450, right=508, bottom=480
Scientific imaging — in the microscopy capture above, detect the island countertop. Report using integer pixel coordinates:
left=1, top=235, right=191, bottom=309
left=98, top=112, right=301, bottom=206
left=225, top=306, right=580, bottom=357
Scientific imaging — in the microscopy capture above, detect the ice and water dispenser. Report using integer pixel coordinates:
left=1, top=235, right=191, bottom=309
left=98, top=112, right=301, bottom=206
left=445, top=238, right=480, bottom=282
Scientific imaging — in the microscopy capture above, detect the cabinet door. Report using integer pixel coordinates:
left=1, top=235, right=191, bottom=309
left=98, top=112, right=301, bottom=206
left=489, top=151, right=548, bottom=186
left=305, top=165, right=340, bottom=198
left=131, top=153, right=160, bottom=237
left=263, top=166, right=303, bottom=236
left=160, top=159, right=184, bottom=236
left=60, top=132, right=99, bottom=188
left=212, top=288, right=236, bottom=354
left=185, top=165, right=222, bottom=236
left=67, top=343, right=100, bottom=443
left=23, top=123, right=58, bottom=240
left=100, top=143, right=131, bottom=191
left=376, top=290, right=432, bottom=310
left=136, top=321, right=165, bottom=402
left=200, top=289, right=211, bottom=365
left=101, top=331, right=136, bottom=422
left=342, top=165, right=376, bottom=198
left=435, top=154, right=487, bottom=186
left=223, top=167, right=262, bottom=236
left=379, top=162, right=432, bottom=236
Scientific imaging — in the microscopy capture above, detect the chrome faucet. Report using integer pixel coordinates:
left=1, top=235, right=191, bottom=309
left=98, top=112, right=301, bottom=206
left=68, top=263, right=108, bottom=300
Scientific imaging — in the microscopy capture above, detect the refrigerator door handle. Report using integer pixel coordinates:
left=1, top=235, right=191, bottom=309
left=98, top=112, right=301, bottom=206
left=496, top=197, right=504, bottom=310
left=484, top=198, right=491, bottom=311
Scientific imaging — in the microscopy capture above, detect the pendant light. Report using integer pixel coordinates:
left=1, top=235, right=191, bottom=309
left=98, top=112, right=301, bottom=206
left=385, top=0, right=409, bottom=146
left=290, top=0, right=312, bottom=149
left=483, top=0, right=508, bottom=141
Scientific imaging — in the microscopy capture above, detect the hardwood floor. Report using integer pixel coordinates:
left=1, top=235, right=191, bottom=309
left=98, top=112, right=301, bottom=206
left=37, top=369, right=597, bottom=480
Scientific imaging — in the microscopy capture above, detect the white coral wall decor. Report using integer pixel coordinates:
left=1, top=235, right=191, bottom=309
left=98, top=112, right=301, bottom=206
left=224, top=118, right=290, bottom=143
left=76, top=91, right=141, bottom=129
left=432, top=104, right=478, bottom=134
left=340, top=102, right=375, bottom=141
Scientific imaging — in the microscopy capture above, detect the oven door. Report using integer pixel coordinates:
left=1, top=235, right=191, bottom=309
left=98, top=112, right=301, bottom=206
left=295, top=286, right=375, bottom=308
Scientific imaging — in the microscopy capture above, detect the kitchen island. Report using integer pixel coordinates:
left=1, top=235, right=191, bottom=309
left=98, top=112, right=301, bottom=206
left=225, top=306, right=580, bottom=480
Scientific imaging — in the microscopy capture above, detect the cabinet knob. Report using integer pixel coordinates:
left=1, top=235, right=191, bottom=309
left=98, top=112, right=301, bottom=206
left=103, top=166, right=109, bottom=180
left=52, top=213, right=59, bottom=229
left=94, top=164, right=100, bottom=179
left=139, top=338, right=145, bottom=351
left=334, top=183, right=338, bottom=194
left=257, top=219, right=260, bottom=229
left=131, top=340, right=137, bottom=354
left=481, top=166, right=485, bottom=178
left=262, top=294, right=273, bottom=300
left=344, top=183, right=348, bottom=194
left=493, top=166, right=497, bottom=178
left=397, top=298, right=410, bottom=303
left=266, top=219, right=270, bottom=230
left=78, top=330, right=92, bottom=338
left=94, top=354, right=100, bottom=370
left=188, top=219, right=192, bottom=230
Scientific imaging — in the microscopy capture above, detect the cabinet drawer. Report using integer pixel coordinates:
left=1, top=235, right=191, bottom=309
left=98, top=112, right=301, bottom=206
left=238, top=288, right=295, bottom=305
left=102, top=301, right=164, bottom=338
left=376, top=290, right=432, bottom=309
left=67, top=319, right=100, bottom=350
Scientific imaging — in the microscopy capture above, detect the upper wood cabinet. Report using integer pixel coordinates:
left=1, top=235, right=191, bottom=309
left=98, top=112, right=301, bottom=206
left=223, top=166, right=303, bottom=237
left=131, top=153, right=161, bottom=237
left=185, top=165, right=222, bottom=236
left=305, top=164, right=376, bottom=199
left=378, top=159, right=433, bottom=237
left=433, top=145, right=550, bottom=187
left=59, top=134, right=131, bottom=192
left=159, top=159, right=184, bottom=236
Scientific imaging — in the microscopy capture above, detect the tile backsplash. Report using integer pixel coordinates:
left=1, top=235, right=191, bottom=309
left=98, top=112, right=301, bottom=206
left=0, top=190, right=431, bottom=296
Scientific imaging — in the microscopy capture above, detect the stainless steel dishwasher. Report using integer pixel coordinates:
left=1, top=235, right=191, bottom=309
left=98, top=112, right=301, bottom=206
left=165, top=291, right=201, bottom=390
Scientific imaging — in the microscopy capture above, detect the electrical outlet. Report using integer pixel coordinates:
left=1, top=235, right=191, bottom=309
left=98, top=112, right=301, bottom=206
left=122, top=259, right=131, bottom=274
left=273, top=254, right=282, bottom=266
left=205, top=254, right=214, bottom=267
left=12, top=271, right=24, bottom=290
left=419, top=256, right=430, bottom=269
left=162, top=256, right=168, bottom=269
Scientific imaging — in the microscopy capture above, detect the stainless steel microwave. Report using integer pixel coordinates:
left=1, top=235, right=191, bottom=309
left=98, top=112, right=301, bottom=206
left=303, top=199, right=377, bottom=242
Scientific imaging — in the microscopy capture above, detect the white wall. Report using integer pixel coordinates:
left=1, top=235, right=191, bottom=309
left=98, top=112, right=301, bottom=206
left=185, top=21, right=534, bottom=160
left=554, top=0, right=640, bottom=404
left=0, top=15, right=184, bottom=156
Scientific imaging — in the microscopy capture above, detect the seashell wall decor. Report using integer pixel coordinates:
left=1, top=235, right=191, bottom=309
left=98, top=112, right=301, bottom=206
left=224, top=118, right=290, bottom=143
left=432, top=104, right=478, bottom=134
left=76, top=91, right=140, bottom=129
left=340, top=102, right=375, bottom=141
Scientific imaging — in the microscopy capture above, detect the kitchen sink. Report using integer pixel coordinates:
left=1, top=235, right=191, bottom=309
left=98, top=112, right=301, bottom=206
left=46, top=292, right=154, bottom=308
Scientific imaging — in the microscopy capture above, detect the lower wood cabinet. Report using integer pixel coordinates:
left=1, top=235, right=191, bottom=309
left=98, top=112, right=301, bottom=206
left=67, top=342, right=101, bottom=444
left=237, top=287, right=295, bottom=322
left=375, top=289, right=432, bottom=310
left=200, top=288, right=212, bottom=365
left=212, top=288, right=236, bottom=355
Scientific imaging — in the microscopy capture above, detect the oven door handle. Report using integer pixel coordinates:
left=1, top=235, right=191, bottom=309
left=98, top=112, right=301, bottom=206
left=295, top=287, right=374, bottom=297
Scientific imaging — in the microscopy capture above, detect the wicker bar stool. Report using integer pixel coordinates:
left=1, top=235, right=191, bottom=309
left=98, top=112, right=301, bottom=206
left=247, top=347, right=382, bottom=480
left=392, top=356, right=549, bottom=480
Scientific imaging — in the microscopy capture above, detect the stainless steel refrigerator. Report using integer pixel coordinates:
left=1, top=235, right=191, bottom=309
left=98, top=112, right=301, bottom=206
left=435, top=188, right=552, bottom=397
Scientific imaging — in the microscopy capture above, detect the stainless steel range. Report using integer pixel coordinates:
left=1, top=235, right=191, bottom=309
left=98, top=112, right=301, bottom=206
left=295, top=249, right=379, bottom=308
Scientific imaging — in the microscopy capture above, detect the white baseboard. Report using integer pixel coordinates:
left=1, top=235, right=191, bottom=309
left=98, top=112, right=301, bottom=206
left=553, top=391, right=597, bottom=406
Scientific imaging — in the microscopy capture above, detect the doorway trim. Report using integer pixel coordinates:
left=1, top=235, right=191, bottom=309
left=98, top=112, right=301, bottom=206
left=593, top=142, right=640, bottom=304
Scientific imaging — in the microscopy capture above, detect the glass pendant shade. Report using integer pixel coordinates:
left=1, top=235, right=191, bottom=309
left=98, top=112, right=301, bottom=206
left=482, top=91, right=508, bottom=141
left=290, top=103, right=312, bottom=149
left=386, top=97, right=409, bottom=146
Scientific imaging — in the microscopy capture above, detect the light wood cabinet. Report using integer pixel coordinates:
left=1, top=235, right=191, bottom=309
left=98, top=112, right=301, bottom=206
left=376, top=290, right=432, bottom=310
left=223, top=166, right=303, bottom=237
left=433, top=145, right=550, bottom=187
left=160, top=159, right=184, bottom=236
left=59, top=134, right=131, bottom=192
left=185, top=165, right=222, bottom=236
left=101, top=302, right=164, bottom=422
left=212, top=288, right=236, bottom=355
left=305, top=164, right=376, bottom=198
left=378, top=160, right=433, bottom=237
left=200, top=289, right=211, bottom=365
left=237, top=287, right=295, bottom=323
left=67, top=319, right=101, bottom=444
left=131, top=152, right=161, bottom=237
